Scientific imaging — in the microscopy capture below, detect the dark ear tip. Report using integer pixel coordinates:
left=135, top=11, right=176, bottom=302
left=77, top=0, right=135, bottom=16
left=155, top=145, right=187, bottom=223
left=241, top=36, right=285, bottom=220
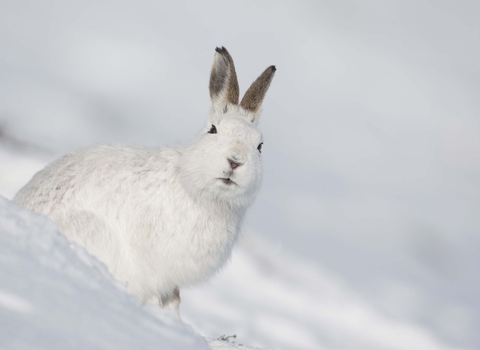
left=215, top=46, right=228, bottom=54
left=270, top=65, right=277, bottom=72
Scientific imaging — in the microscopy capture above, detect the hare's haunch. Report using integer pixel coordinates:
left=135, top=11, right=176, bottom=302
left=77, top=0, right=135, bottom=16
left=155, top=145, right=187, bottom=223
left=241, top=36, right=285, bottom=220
left=14, top=47, right=276, bottom=315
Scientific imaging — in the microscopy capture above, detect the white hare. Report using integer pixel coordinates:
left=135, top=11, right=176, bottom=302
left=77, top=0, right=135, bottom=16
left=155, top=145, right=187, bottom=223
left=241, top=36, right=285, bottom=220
left=14, top=47, right=276, bottom=315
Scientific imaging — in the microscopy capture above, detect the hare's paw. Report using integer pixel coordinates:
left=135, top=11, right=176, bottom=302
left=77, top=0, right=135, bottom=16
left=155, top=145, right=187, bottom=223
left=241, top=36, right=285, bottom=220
left=159, top=287, right=181, bottom=317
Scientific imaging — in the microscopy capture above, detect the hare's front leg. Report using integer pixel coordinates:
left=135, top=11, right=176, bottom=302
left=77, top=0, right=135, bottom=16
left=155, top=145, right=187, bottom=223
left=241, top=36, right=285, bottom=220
left=159, top=287, right=181, bottom=316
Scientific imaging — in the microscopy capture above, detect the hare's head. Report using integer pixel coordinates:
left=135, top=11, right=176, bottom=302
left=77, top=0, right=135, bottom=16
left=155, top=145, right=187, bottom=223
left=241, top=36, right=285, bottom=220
left=179, top=47, right=275, bottom=206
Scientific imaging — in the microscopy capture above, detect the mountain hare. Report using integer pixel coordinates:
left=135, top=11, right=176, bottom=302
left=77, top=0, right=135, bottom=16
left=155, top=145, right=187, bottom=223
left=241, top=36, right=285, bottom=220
left=14, top=47, right=276, bottom=315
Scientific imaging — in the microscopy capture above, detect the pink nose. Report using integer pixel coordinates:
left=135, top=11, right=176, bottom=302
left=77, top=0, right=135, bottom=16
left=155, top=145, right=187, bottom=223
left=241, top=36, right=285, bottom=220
left=228, top=158, right=241, bottom=169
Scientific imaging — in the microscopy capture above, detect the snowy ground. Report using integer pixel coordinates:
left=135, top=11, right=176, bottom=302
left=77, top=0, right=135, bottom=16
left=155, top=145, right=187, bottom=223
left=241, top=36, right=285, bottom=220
left=1, top=1, right=479, bottom=349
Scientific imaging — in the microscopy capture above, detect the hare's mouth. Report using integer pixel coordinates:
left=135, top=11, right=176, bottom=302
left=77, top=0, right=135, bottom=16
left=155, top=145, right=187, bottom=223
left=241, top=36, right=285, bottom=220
left=219, top=178, right=236, bottom=186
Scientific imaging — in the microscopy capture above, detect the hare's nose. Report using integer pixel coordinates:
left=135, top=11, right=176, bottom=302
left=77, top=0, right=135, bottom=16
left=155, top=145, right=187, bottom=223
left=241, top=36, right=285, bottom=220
left=228, top=158, right=242, bottom=169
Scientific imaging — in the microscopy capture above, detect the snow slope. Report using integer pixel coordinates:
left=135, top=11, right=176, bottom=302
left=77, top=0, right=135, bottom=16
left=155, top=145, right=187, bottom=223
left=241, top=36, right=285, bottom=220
left=182, top=236, right=466, bottom=350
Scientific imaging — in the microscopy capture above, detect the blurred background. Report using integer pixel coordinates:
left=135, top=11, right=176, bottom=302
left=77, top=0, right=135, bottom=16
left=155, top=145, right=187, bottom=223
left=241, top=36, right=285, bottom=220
left=1, top=1, right=479, bottom=349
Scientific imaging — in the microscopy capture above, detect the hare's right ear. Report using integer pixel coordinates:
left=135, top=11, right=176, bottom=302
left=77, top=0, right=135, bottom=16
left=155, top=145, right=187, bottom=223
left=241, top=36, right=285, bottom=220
left=209, top=47, right=240, bottom=114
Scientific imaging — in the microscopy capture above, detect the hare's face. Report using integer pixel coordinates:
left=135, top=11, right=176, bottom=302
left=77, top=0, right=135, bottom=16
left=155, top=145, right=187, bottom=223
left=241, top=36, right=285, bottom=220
left=180, top=113, right=263, bottom=205
left=178, top=47, right=274, bottom=206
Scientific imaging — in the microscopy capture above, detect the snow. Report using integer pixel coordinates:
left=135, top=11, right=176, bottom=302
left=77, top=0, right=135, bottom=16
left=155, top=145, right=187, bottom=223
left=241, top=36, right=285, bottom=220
left=1, top=1, right=479, bottom=349
left=182, top=236, right=466, bottom=350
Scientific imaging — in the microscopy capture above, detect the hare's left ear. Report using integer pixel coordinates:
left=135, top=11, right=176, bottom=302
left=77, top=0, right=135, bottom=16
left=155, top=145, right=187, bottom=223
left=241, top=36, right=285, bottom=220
left=240, top=65, right=276, bottom=125
left=209, top=47, right=239, bottom=114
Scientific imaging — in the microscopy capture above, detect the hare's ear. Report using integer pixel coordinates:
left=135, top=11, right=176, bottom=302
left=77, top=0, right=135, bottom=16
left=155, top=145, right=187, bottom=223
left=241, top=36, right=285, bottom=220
left=209, top=47, right=240, bottom=114
left=240, top=65, right=276, bottom=124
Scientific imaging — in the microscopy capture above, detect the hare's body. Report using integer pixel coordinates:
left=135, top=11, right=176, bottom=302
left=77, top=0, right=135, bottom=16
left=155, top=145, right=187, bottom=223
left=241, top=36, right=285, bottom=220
left=15, top=144, right=244, bottom=304
left=14, top=47, right=275, bottom=314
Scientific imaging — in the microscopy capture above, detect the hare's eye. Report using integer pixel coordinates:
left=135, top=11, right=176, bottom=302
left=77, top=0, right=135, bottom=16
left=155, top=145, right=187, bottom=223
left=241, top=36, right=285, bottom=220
left=208, top=125, right=217, bottom=134
left=257, top=142, right=263, bottom=153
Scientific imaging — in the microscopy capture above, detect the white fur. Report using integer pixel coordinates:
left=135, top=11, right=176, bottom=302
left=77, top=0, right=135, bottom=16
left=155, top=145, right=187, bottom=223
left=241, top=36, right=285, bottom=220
left=14, top=48, right=273, bottom=315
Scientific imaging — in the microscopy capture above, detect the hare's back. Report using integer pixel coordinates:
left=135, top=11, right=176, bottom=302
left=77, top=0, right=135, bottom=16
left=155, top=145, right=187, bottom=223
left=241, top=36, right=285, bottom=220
left=14, top=145, right=175, bottom=215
